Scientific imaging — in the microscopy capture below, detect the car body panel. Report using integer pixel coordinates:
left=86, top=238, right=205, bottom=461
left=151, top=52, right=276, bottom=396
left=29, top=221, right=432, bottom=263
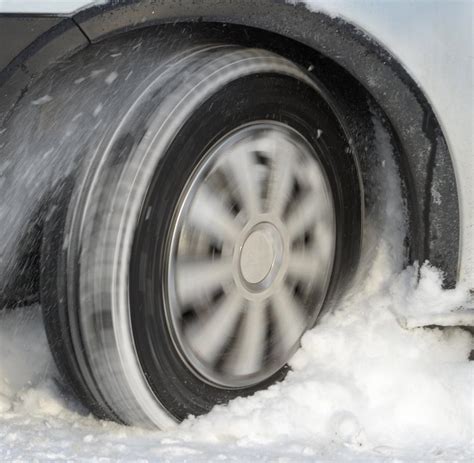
left=0, top=0, right=471, bottom=289
left=0, top=16, right=63, bottom=69
left=0, top=16, right=87, bottom=138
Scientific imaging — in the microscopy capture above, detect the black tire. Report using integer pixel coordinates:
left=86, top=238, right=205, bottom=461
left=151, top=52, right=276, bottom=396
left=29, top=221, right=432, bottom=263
left=40, top=32, right=361, bottom=427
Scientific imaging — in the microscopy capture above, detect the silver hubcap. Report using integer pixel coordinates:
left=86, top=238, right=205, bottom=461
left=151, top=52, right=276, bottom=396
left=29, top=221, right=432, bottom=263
left=167, top=122, right=335, bottom=388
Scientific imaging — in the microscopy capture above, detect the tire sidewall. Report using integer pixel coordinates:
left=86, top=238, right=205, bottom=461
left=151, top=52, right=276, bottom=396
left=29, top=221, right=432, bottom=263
left=63, top=49, right=361, bottom=426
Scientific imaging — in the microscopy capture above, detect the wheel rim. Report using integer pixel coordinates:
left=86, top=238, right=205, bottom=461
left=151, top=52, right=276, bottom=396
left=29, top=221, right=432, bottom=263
left=166, top=121, right=336, bottom=388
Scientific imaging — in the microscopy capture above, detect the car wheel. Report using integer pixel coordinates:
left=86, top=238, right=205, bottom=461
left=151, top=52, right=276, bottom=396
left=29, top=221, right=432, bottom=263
left=41, top=36, right=361, bottom=428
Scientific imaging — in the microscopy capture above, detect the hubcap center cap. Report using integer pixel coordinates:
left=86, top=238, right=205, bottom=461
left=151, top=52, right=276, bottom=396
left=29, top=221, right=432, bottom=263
left=240, top=229, right=274, bottom=284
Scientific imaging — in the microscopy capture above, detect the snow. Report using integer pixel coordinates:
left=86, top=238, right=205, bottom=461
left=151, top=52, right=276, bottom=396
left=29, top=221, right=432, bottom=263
left=1, top=264, right=472, bottom=460
left=105, top=72, right=119, bottom=85
left=31, top=95, right=53, bottom=106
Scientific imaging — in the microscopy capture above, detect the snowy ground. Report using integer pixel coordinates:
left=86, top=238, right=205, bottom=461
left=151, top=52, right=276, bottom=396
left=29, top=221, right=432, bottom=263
left=0, top=261, right=472, bottom=461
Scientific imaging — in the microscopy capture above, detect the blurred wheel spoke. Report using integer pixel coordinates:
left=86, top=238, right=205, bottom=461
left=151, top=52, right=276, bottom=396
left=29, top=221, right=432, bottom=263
left=176, top=257, right=232, bottom=305
left=286, top=194, right=318, bottom=241
left=187, top=184, right=241, bottom=243
left=187, top=289, right=244, bottom=364
left=271, top=286, right=306, bottom=353
left=266, top=144, right=295, bottom=216
left=288, top=252, right=319, bottom=281
left=226, top=301, right=267, bottom=376
left=223, top=147, right=261, bottom=217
